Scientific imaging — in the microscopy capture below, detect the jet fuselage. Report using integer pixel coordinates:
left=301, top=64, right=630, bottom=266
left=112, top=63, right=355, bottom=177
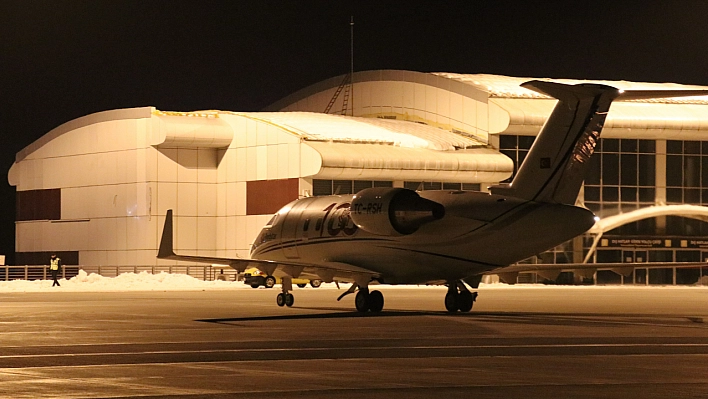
left=250, top=190, right=595, bottom=284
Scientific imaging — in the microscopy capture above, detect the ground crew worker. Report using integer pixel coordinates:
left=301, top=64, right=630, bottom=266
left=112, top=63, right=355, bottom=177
left=50, top=253, right=61, bottom=287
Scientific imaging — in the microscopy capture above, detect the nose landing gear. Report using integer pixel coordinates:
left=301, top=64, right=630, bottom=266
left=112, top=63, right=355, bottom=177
left=276, top=292, right=294, bottom=307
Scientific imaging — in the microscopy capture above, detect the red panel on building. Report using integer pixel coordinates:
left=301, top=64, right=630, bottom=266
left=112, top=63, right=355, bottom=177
left=247, top=179, right=299, bottom=215
left=16, top=189, right=61, bottom=221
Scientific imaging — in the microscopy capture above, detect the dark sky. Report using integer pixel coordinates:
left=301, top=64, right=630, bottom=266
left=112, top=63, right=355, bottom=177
left=1, top=1, right=708, bottom=263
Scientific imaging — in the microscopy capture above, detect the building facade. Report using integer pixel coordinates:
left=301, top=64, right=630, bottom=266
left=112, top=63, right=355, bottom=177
left=9, top=70, right=708, bottom=284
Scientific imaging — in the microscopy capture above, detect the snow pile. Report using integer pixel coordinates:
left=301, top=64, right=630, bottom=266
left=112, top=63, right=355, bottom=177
left=2, top=271, right=705, bottom=293
left=0, top=270, right=242, bottom=292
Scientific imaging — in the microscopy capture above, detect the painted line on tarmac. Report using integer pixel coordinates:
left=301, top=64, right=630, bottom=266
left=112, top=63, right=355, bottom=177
left=3, top=342, right=708, bottom=360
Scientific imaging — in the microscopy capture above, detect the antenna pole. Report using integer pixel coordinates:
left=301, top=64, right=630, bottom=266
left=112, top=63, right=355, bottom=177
left=350, top=16, right=354, bottom=117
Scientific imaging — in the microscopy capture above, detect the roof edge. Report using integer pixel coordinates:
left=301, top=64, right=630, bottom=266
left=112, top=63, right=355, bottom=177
left=15, top=107, right=155, bottom=163
left=263, top=70, right=489, bottom=112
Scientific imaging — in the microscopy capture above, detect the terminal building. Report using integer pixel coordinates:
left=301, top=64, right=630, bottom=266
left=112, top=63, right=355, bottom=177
left=9, top=70, right=708, bottom=285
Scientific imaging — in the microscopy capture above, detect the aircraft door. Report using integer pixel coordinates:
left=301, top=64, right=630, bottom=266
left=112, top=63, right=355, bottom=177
left=281, top=201, right=308, bottom=259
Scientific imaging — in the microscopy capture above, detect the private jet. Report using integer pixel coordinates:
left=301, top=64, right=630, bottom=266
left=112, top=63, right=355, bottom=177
left=158, top=80, right=707, bottom=313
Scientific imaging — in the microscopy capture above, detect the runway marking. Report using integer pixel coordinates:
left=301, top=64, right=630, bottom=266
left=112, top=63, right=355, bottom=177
left=435, top=314, right=708, bottom=329
left=3, top=342, right=708, bottom=360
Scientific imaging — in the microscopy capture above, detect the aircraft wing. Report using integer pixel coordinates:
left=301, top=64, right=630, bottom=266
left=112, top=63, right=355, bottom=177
left=157, top=210, right=378, bottom=284
left=488, top=261, right=707, bottom=283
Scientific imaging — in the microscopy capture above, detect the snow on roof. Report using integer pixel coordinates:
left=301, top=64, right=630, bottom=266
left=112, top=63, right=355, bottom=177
left=434, top=73, right=708, bottom=104
left=240, top=112, right=486, bottom=150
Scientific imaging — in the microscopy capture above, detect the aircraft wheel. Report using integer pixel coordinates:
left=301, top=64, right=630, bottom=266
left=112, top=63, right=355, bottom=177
left=285, top=293, right=294, bottom=307
left=355, top=290, right=370, bottom=312
left=276, top=293, right=286, bottom=307
left=297, top=283, right=307, bottom=288
left=310, top=279, right=322, bottom=288
left=265, top=276, right=276, bottom=288
left=444, top=291, right=459, bottom=313
left=458, top=291, right=474, bottom=312
left=369, top=290, right=384, bottom=312
left=250, top=284, right=260, bottom=289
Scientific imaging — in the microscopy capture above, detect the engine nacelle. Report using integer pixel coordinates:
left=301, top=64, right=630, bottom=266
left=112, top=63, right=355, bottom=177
left=350, top=187, right=445, bottom=236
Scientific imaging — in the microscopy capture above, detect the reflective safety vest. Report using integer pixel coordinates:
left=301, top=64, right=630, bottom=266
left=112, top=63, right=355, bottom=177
left=50, top=258, right=60, bottom=271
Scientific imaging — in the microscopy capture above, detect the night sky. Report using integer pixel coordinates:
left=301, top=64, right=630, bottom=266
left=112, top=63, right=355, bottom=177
left=2, top=1, right=708, bottom=264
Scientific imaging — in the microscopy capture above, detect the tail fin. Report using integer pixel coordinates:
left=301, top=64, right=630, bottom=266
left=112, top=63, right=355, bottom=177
left=491, top=81, right=620, bottom=204
left=157, top=209, right=176, bottom=259
left=491, top=81, right=708, bottom=204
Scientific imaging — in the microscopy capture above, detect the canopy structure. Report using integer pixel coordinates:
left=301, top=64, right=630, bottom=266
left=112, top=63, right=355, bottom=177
left=584, top=205, right=708, bottom=263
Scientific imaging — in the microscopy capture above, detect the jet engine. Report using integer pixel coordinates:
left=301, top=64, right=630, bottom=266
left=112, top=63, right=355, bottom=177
left=350, top=187, right=445, bottom=236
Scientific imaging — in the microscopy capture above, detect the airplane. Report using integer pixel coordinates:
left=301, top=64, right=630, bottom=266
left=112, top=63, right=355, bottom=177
left=158, top=80, right=708, bottom=313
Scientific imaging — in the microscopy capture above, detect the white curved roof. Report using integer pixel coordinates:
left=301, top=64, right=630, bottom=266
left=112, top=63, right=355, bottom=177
left=432, top=73, right=708, bottom=138
left=238, top=112, right=486, bottom=150
left=268, top=70, right=708, bottom=141
left=232, top=112, right=509, bottom=182
left=15, top=107, right=154, bottom=163
left=434, top=73, right=708, bottom=104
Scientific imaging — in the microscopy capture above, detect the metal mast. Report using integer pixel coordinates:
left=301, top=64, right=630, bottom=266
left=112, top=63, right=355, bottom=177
left=349, top=15, right=354, bottom=117
left=323, top=16, right=355, bottom=115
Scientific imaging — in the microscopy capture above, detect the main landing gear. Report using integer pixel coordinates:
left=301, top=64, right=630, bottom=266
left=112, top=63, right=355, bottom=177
left=355, top=287, right=384, bottom=313
left=444, top=281, right=477, bottom=313
left=275, top=276, right=294, bottom=307
left=336, top=283, right=384, bottom=313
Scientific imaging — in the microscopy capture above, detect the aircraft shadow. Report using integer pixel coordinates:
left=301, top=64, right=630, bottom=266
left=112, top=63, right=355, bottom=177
left=196, top=306, right=707, bottom=327
left=196, top=307, right=441, bottom=324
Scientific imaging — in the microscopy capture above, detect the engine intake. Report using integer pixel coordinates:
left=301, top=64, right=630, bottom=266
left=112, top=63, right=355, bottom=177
left=350, top=187, right=445, bottom=236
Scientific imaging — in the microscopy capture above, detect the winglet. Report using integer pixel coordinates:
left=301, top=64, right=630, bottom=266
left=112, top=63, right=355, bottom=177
left=157, top=209, right=176, bottom=259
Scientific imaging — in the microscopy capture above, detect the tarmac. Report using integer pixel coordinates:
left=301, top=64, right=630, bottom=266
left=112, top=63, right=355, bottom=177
left=1, top=285, right=707, bottom=398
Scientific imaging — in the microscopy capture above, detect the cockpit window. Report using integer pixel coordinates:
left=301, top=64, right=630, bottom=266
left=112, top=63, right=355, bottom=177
left=266, top=214, right=279, bottom=226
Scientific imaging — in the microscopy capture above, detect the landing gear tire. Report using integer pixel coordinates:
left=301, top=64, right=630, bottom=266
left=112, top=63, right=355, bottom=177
left=265, top=276, right=276, bottom=289
left=310, top=280, right=322, bottom=288
left=276, top=293, right=286, bottom=307
left=368, top=290, right=384, bottom=312
left=444, top=292, right=458, bottom=313
left=444, top=281, right=477, bottom=313
left=296, top=283, right=307, bottom=288
left=354, top=289, right=384, bottom=312
left=458, top=291, right=474, bottom=312
left=285, top=293, right=294, bottom=307
left=250, top=284, right=260, bottom=289
left=355, top=289, right=369, bottom=312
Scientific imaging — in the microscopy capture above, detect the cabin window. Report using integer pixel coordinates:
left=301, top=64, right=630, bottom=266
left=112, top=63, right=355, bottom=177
left=315, top=218, right=323, bottom=231
left=266, top=214, right=279, bottom=226
left=303, top=219, right=310, bottom=231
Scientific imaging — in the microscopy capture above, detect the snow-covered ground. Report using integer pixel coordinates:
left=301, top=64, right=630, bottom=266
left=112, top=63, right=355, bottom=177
left=0, top=270, right=249, bottom=292
left=1, top=270, right=706, bottom=292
